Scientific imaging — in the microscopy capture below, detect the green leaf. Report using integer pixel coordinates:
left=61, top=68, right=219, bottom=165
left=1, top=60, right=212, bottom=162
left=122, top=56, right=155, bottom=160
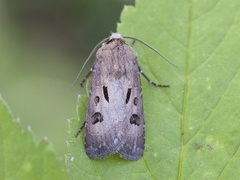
left=0, top=96, right=67, bottom=179
left=67, top=0, right=240, bottom=179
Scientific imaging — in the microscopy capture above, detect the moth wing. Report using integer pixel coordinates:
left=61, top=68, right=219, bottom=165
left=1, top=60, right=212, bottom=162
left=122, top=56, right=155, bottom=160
left=85, top=58, right=127, bottom=159
left=118, top=61, right=145, bottom=160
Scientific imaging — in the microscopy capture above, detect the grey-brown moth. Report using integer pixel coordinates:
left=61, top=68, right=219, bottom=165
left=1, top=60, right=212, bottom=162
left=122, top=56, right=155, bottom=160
left=75, top=33, right=172, bottom=160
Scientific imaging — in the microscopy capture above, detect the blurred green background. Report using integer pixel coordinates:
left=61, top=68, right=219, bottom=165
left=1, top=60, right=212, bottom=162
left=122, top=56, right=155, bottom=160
left=0, top=0, right=134, bottom=157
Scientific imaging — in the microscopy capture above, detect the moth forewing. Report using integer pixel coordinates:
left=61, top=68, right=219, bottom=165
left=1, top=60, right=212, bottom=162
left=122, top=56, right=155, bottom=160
left=85, top=37, right=132, bottom=159
left=117, top=56, right=145, bottom=160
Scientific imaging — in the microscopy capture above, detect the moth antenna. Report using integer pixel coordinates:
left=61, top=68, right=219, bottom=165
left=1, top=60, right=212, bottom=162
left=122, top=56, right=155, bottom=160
left=70, top=37, right=109, bottom=89
left=123, top=36, right=179, bottom=70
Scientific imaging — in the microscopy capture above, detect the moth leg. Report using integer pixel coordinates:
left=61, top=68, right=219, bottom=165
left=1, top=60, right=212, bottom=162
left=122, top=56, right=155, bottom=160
left=130, top=39, right=137, bottom=46
left=80, top=68, right=93, bottom=87
left=75, top=121, right=86, bottom=137
left=138, top=66, right=170, bottom=87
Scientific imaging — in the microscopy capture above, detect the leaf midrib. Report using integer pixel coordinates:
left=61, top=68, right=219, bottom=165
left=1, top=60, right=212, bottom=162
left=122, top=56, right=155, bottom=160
left=177, top=1, right=194, bottom=179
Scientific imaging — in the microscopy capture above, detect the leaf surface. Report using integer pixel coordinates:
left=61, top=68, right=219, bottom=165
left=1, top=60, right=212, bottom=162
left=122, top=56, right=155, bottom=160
left=67, top=0, right=240, bottom=179
left=0, top=96, right=67, bottom=179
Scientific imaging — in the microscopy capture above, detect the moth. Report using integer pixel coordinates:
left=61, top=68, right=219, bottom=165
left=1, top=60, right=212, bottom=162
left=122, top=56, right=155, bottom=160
left=75, top=33, right=172, bottom=160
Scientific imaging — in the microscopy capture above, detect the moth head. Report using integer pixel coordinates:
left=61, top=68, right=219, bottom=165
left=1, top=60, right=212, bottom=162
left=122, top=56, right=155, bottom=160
left=109, top=33, right=123, bottom=41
